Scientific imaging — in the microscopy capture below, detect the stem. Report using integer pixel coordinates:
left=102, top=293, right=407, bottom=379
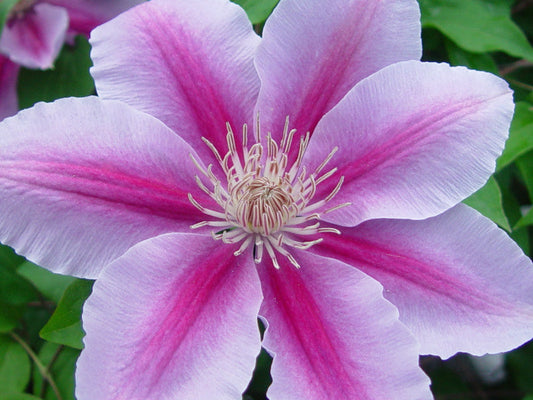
left=9, top=332, right=63, bottom=400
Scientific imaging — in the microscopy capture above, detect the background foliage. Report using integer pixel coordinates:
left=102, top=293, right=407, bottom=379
left=1, top=0, right=533, bottom=399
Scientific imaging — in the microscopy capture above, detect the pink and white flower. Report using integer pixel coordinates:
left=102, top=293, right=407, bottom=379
left=1, top=0, right=532, bottom=398
left=0, top=0, right=143, bottom=118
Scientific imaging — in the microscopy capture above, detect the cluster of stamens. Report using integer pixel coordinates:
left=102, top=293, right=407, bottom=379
left=188, top=118, right=347, bottom=269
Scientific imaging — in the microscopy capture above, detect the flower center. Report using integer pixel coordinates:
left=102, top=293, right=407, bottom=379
left=188, top=118, right=348, bottom=269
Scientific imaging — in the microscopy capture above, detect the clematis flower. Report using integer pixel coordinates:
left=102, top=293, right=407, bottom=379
left=1, top=0, right=533, bottom=398
left=0, top=0, right=144, bottom=120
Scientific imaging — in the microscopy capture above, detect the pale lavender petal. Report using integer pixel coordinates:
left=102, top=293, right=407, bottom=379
left=45, top=0, right=144, bottom=36
left=258, top=251, right=432, bottom=400
left=0, top=96, right=211, bottom=278
left=77, top=233, right=262, bottom=400
left=305, top=61, right=513, bottom=226
left=316, top=204, right=533, bottom=359
left=255, top=0, right=421, bottom=141
left=0, top=55, right=18, bottom=119
left=91, top=0, right=260, bottom=165
left=0, top=3, right=68, bottom=69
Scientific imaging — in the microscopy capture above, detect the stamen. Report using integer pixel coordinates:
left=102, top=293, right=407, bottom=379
left=188, top=119, right=347, bottom=269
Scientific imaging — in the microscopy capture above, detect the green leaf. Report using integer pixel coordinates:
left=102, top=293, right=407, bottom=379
left=39, top=279, right=93, bottom=349
left=0, top=245, right=26, bottom=270
left=0, top=0, right=17, bottom=36
left=463, top=176, right=511, bottom=231
left=445, top=40, right=498, bottom=74
left=0, top=263, right=38, bottom=306
left=497, top=102, right=533, bottom=170
left=17, top=261, right=76, bottom=304
left=0, top=394, right=42, bottom=400
left=0, top=302, right=25, bottom=333
left=18, top=35, right=95, bottom=109
left=233, top=0, right=279, bottom=24
left=516, top=152, right=533, bottom=202
left=32, top=343, right=79, bottom=400
left=419, top=0, right=533, bottom=62
left=0, top=334, right=31, bottom=393
left=515, top=206, right=533, bottom=229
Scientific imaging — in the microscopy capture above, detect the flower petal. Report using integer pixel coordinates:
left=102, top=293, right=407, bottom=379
left=0, top=3, right=68, bottom=69
left=0, top=55, right=18, bottom=119
left=0, top=96, right=210, bottom=278
left=45, top=0, right=144, bottom=36
left=305, top=61, right=514, bottom=225
left=258, top=251, right=432, bottom=400
left=76, top=233, right=262, bottom=400
left=90, top=0, right=260, bottom=164
left=255, top=0, right=421, bottom=140
left=316, top=204, right=533, bottom=359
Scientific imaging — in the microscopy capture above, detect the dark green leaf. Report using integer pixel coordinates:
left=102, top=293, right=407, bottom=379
left=0, top=334, right=31, bottom=393
left=516, top=152, right=533, bottom=202
left=0, top=394, right=42, bottom=400
left=463, top=176, right=511, bottom=231
left=32, top=343, right=79, bottom=400
left=233, top=0, right=279, bottom=24
left=497, top=102, right=533, bottom=170
left=445, top=40, right=498, bottom=74
left=515, top=206, right=533, bottom=229
left=0, top=263, right=38, bottom=306
left=0, top=245, right=26, bottom=270
left=0, top=0, right=17, bottom=36
left=17, top=261, right=76, bottom=304
left=0, top=302, right=25, bottom=333
left=18, top=36, right=94, bottom=109
left=39, top=279, right=93, bottom=349
left=419, top=0, right=533, bottom=61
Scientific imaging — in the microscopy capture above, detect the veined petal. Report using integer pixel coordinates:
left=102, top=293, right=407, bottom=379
left=77, top=233, right=262, bottom=400
left=255, top=0, right=421, bottom=141
left=0, top=55, right=18, bottom=119
left=0, top=97, right=210, bottom=278
left=45, top=0, right=144, bottom=36
left=90, top=0, right=260, bottom=165
left=305, top=61, right=513, bottom=225
left=315, top=204, right=533, bottom=359
left=258, top=251, right=432, bottom=400
left=0, top=3, right=68, bottom=69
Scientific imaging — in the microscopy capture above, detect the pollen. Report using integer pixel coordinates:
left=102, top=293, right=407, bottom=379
left=188, top=118, right=347, bottom=269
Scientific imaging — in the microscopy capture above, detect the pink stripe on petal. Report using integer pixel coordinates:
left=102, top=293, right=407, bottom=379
left=0, top=55, right=19, bottom=119
left=0, top=97, right=211, bottom=278
left=90, top=0, right=260, bottom=165
left=255, top=0, right=421, bottom=142
left=305, top=61, right=514, bottom=225
left=0, top=3, right=68, bottom=69
left=258, top=251, right=432, bottom=400
left=77, top=233, right=262, bottom=400
left=315, top=204, right=533, bottom=358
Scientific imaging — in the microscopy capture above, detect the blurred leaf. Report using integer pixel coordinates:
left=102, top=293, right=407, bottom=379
left=17, top=36, right=94, bottom=109
left=0, top=264, right=38, bottom=306
left=0, top=302, right=25, bottom=333
left=233, top=0, right=279, bottom=24
left=39, top=279, right=93, bottom=349
left=0, top=394, right=42, bottom=400
left=515, top=206, right=533, bottom=229
left=507, top=341, right=533, bottom=394
left=498, top=102, right=533, bottom=170
left=445, top=40, right=498, bottom=73
left=33, top=343, right=79, bottom=400
left=0, top=245, right=26, bottom=270
left=17, top=261, right=76, bottom=304
left=516, top=152, right=533, bottom=201
left=419, top=0, right=533, bottom=61
left=0, top=0, right=17, bottom=36
left=463, top=176, right=511, bottom=231
left=0, top=334, right=31, bottom=393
